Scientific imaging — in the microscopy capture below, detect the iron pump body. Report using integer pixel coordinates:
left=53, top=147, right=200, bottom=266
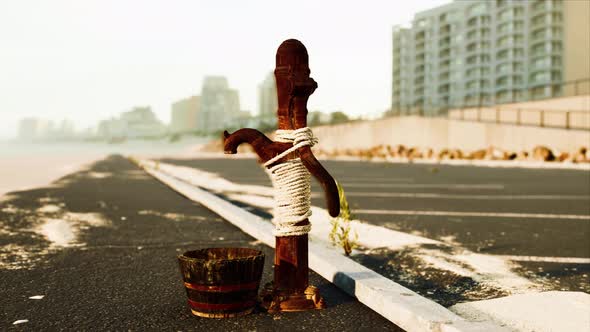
left=223, top=39, right=340, bottom=311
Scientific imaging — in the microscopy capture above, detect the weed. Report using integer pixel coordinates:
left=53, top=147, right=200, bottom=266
left=329, top=181, right=358, bottom=256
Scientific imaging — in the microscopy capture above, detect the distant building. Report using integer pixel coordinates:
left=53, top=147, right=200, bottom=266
left=392, top=0, right=590, bottom=116
left=98, top=106, right=166, bottom=140
left=18, top=118, right=52, bottom=141
left=97, top=117, right=126, bottom=140
left=197, top=76, right=241, bottom=133
left=308, top=111, right=331, bottom=126
left=226, top=110, right=255, bottom=129
left=121, top=106, right=166, bottom=138
left=258, top=72, right=277, bottom=120
left=53, top=119, right=75, bottom=139
left=171, top=96, right=200, bottom=133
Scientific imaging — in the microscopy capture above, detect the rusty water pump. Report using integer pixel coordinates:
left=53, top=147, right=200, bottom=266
left=223, top=39, right=340, bottom=312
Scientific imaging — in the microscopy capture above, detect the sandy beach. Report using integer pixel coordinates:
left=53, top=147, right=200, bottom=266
left=0, top=138, right=207, bottom=198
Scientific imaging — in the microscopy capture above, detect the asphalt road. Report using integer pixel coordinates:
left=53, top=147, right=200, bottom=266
left=0, top=156, right=398, bottom=331
left=160, top=157, right=590, bottom=293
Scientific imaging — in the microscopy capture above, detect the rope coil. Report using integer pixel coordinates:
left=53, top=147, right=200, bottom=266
left=263, top=127, right=317, bottom=237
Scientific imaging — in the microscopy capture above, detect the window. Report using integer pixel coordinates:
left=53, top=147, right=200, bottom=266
left=497, top=63, right=510, bottom=73
left=531, top=71, right=550, bottom=82
left=532, top=14, right=546, bottom=25
left=498, top=22, right=510, bottom=34
left=532, top=28, right=547, bottom=40
left=533, top=1, right=546, bottom=11
left=468, top=3, right=487, bottom=15
left=498, top=36, right=509, bottom=46
left=498, top=8, right=512, bottom=21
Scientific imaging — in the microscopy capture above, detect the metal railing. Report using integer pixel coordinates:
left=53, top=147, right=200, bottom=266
left=450, top=107, right=590, bottom=130
left=389, top=77, right=590, bottom=118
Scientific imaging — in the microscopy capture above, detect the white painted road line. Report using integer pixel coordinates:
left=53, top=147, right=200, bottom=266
left=342, top=183, right=505, bottom=189
left=354, top=209, right=590, bottom=220
left=339, top=192, right=590, bottom=200
left=239, top=176, right=416, bottom=183
left=493, top=255, right=590, bottom=264
left=336, top=177, right=415, bottom=182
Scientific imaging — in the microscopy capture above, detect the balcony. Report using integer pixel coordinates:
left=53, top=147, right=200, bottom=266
left=530, top=58, right=562, bottom=72
left=530, top=42, right=563, bottom=57
left=529, top=70, right=562, bottom=85
left=495, top=76, right=525, bottom=89
left=496, top=50, right=525, bottom=64
left=530, top=30, right=562, bottom=42
left=532, top=0, right=562, bottom=14
left=531, top=13, right=563, bottom=28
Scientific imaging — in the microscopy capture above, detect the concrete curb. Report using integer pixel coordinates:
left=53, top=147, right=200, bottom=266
left=166, top=151, right=590, bottom=170
left=139, top=161, right=507, bottom=332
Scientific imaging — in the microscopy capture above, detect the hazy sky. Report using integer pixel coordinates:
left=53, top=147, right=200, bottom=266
left=0, top=0, right=449, bottom=138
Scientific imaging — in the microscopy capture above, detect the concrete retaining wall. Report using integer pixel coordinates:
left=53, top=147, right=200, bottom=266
left=312, top=116, right=590, bottom=153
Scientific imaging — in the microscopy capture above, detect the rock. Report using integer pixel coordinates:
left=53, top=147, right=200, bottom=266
left=572, top=147, right=588, bottom=163
left=438, top=149, right=450, bottom=160
left=449, top=149, right=463, bottom=160
left=486, top=146, right=507, bottom=160
left=407, top=147, right=423, bottom=160
left=394, top=144, right=407, bottom=158
left=516, top=151, right=529, bottom=160
left=469, top=149, right=487, bottom=160
left=557, top=152, right=569, bottom=162
left=532, top=146, right=555, bottom=162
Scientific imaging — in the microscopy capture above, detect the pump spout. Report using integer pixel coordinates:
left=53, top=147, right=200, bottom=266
left=223, top=129, right=292, bottom=164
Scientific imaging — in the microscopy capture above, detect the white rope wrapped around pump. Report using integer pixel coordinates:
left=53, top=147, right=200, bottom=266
left=263, top=127, right=318, bottom=237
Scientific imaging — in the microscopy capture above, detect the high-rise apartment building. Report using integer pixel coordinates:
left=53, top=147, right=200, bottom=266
left=171, top=95, right=200, bottom=133
left=392, top=0, right=590, bottom=116
left=197, top=76, right=241, bottom=133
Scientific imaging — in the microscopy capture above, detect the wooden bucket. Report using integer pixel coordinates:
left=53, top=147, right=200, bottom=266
left=178, top=248, right=265, bottom=318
